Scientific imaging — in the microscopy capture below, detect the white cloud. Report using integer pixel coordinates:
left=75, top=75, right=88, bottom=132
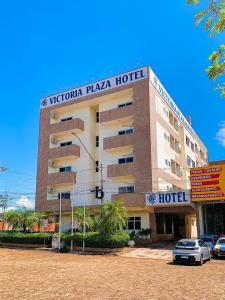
left=16, top=196, right=34, bottom=210
left=216, top=122, right=225, bottom=147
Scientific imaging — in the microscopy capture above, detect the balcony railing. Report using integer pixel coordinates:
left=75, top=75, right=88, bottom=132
left=107, top=162, right=135, bottom=178
left=103, top=133, right=134, bottom=151
left=48, top=144, right=80, bottom=160
left=48, top=172, right=76, bottom=186
left=100, top=105, right=133, bottom=125
left=112, top=193, right=145, bottom=207
left=50, top=118, right=84, bottom=134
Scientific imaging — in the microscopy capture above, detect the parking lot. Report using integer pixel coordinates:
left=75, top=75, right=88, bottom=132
left=0, top=248, right=225, bottom=300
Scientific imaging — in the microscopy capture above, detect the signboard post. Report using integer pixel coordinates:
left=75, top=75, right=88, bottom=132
left=43, top=219, right=48, bottom=248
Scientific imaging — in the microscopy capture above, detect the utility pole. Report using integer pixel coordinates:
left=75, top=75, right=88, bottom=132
left=71, top=132, right=104, bottom=203
left=58, top=192, right=62, bottom=252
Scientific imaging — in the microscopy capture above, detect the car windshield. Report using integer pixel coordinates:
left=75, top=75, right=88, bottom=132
left=218, top=239, right=225, bottom=245
left=201, top=237, right=213, bottom=243
left=176, top=241, right=196, bottom=247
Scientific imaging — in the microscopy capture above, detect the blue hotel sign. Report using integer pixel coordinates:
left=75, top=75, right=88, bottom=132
left=40, top=66, right=148, bottom=109
left=146, top=191, right=190, bottom=206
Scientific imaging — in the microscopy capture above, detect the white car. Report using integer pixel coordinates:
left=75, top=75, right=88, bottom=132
left=172, top=239, right=211, bottom=265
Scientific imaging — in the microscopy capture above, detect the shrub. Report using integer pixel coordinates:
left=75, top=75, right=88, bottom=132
left=0, top=231, right=52, bottom=245
left=64, top=231, right=129, bottom=248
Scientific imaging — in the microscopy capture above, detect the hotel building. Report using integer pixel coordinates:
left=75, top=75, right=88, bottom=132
left=36, top=66, right=208, bottom=241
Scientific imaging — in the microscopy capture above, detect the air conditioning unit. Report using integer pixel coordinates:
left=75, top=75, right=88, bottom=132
left=50, top=137, right=58, bottom=145
left=48, top=160, right=55, bottom=168
left=50, top=111, right=58, bottom=120
left=48, top=188, right=55, bottom=194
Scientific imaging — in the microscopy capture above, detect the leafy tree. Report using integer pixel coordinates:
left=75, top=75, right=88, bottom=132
left=4, top=210, right=20, bottom=230
left=187, top=0, right=225, bottom=96
left=74, top=208, right=94, bottom=231
left=97, top=200, right=127, bottom=234
left=0, top=193, right=12, bottom=214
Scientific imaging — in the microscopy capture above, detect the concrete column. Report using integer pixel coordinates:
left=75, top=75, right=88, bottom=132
left=149, top=211, right=157, bottom=242
left=197, top=203, right=204, bottom=236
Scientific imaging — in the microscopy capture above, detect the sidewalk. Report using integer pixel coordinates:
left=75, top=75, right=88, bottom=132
left=120, top=242, right=175, bottom=260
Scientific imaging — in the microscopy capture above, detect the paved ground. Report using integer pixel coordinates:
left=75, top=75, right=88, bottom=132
left=1, top=248, right=225, bottom=300
left=121, top=247, right=172, bottom=259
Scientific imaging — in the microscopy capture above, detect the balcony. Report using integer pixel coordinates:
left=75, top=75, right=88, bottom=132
left=48, top=144, right=80, bottom=160
left=107, top=162, right=135, bottom=178
left=48, top=172, right=76, bottom=186
left=112, top=193, right=145, bottom=207
left=100, top=105, right=134, bottom=126
left=103, top=133, right=134, bottom=152
left=50, top=118, right=84, bottom=135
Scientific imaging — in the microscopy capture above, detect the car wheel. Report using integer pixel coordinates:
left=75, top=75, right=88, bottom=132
left=173, top=260, right=178, bottom=265
left=208, top=252, right=211, bottom=261
left=198, top=255, right=203, bottom=266
left=214, top=253, right=218, bottom=259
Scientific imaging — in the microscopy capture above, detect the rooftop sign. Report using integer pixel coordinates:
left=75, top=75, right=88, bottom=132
left=40, top=66, right=148, bottom=109
left=149, top=69, right=194, bottom=136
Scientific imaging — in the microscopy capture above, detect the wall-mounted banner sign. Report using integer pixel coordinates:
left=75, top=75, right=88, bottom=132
left=191, top=164, right=225, bottom=201
left=149, top=69, right=194, bottom=136
left=146, top=191, right=190, bottom=206
left=40, top=66, right=148, bottom=109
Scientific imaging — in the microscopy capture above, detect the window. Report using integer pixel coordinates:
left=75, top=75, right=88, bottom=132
left=59, top=166, right=72, bottom=173
left=165, top=159, right=171, bottom=167
left=171, top=159, right=181, bottom=176
left=170, top=135, right=175, bottom=149
left=191, top=142, right=195, bottom=152
left=60, top=141, right=72, bottom=147
left=118, top=128, right=133, bottom=135
left=186, top=136, right=190, bottom=146
left=96, top=136, right=99, bottom=147
left=58, top=192, right=70, bottom=200
left=61, top=117, right=73, bottom=122
left=118, top=102, right=133, bottom=108
left=163, top=107, right=169, bottom=117
left=200, top=150, right=205, bottom=160
left=175, top=140, right=180, bottom=154
left=126, top=217, right=141, bottom=230
left=156, top=214, right=173, bottom=234
left=169, top=111, right=179, bottom=131
left=118, top=156, right=134, bottom=164
left=96, top=112, right=99, bottom=123
left=195, top=143, right=199, bottom=153
left=96, top=161, right=99, bottom=172
left=119, top=186, right=135, bottom=193
left=187, top=156, right=191, bottom=167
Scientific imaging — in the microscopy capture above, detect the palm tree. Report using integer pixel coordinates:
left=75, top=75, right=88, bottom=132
left=34, top=211, right=47, bottom=232
left=97, top=200, right=127, bottom=234
left=4, top=210, right=20, bottom=230
left=17, top=210, right=36, bottom=232
left=74, top=208, right=94, bottom=231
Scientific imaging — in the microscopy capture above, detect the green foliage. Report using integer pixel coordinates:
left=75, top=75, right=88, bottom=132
left=74, top=208, right=95, bottom=231
left=129, top=230, right=136, bottom=240
left=0, top=231, right=52, bottom=245
left=4, top=210, right=20, bottom=230
left=97, top=200, right=127, bottom=234
left=34, top=211, right=47, bottom=229
left=187, top=0, right=225, bottom=97
left=4, top=210, right=45, bottom=232
left=64, top=231, right=130, bottom=248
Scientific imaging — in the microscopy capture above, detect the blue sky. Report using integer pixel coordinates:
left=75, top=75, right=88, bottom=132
left=0, top=0, right=224, bottom=207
